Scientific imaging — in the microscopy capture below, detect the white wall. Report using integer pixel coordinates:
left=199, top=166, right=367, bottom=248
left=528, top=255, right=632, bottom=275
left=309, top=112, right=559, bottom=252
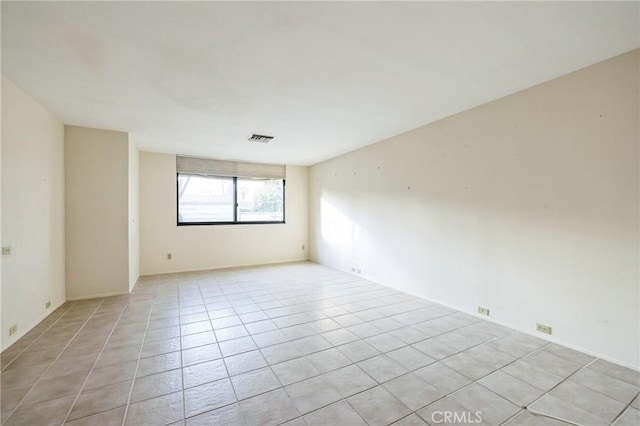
left=1, top=75, right=66, bottom=350
left=309, top=50, right=639, bottom=368
left=128, top=141, right=140, bottom=291
left=65, top=126, right=130, bottom=299
left=139, top=152, right=309, bottom=275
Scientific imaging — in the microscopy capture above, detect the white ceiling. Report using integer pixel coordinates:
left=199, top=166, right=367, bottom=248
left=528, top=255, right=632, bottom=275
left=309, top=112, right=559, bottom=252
left=2, top=1, right=638, bottom=166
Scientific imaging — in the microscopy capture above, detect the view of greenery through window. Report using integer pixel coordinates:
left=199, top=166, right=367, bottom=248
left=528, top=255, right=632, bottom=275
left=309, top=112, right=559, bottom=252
left=237, top=179, right=284, bottom=222
left=178, top=174, right=284, bottom=224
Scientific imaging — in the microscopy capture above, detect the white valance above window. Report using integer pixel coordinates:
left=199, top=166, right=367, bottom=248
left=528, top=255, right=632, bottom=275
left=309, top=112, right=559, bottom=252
left=176, top=156, right=286, bottom=180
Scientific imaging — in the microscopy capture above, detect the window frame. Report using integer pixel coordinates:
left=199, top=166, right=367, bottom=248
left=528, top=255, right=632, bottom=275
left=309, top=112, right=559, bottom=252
left=176, top=173, right=286, bottom=226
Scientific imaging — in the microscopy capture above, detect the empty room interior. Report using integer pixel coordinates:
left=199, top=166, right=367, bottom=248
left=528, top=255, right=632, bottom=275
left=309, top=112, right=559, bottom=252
left=1, top=2, right=639, bottom=426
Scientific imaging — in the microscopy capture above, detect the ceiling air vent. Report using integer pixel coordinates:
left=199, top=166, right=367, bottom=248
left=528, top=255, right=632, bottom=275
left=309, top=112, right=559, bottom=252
left=248, top=134, right=274, bottom=143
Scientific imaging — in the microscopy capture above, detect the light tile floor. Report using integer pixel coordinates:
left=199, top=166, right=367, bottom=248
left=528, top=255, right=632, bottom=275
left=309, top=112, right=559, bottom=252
left=1, top=262, right=638, bottom=425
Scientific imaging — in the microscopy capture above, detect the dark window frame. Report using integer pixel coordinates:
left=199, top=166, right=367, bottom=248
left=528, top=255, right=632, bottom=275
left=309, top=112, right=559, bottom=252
left=176, top=173, right=286, bottom=226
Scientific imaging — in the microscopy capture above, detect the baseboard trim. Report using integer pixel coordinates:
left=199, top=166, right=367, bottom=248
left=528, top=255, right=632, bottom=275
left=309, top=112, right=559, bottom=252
left=66, top=291, right=130, bottom=301
left=1, top=298, right=66, bottom=352
left=139, top=259, right=311, bottom=278
left=423, top=295, right=640, bottom=372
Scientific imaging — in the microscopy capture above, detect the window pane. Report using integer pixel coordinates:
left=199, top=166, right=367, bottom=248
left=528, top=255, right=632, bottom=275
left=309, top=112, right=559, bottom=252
left=237, top=179, right=284, bottom=222
left=178, top=174, right=234, bottom=223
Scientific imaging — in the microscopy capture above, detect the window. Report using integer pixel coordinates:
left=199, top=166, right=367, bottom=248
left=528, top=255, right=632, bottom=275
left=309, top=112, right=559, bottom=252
left=176, top=156, right=286, bottom=225
left=237, top=178, right=284, bottom=222
left=177, top=174, right=235, bottom=223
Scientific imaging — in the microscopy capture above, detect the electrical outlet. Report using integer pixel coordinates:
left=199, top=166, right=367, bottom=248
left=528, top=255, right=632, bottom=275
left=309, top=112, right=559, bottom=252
left=478, top=306, right=490, bottom=316
left=356, top=269, right=361, bottom=274
left=167, top=253, right=172, bottom=260
left=536, top=323, right=552, bottom=335
left=2, top=247, right=11, bottom=256
left=46, top=301, right=51, bottom=309
left=9, top=325, right=17, bottom=336
left=301, top=245, right=305, bottom=250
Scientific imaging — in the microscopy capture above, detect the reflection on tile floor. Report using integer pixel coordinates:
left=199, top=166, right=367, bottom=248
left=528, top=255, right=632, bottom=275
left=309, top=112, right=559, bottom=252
left=1, top=262, right=638, bottom=425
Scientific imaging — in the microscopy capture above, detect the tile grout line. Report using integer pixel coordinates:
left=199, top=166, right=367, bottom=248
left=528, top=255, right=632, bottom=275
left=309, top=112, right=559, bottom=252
left=267, top=283, right=465, bottom=423
left=235, top=277, right=315, bottom=423
left=134, top=268, right=640, bottom=425
left=139, top=282, right=514, bottom=421
left=433, top=338, right=625, bottom=425
left=235, top=278, right=320, bottom=426
left=224, top=280, right=419, bottom=425
left=503, top=357, right=601, bottom=426
left=223, top=280, right=273, bottom=426
left=178, top=279, right=267, bottom=423
left=1, top=302, right=77, bottom=372
left=238, top=274, right=336, bottom=425
left=2, top=301, right=103, bottom=425
left=119, top=301, right=155, bottom=426
left=180, top=277, right=230, bottom=423
left=192, top=317, right=539, bottom=424
left=205, top=298, right=449, bottom=357
left=557, top=366, right=640, bottom=405
left=199, top=281, right=635, bottom=425
left=473, top=343, right=560, bottom=425
left=610, top=390, right=639, bottom=425
left=170, top=280, right=502, bottom=423
left=335, top=333, right=552, bottom=424
left=58, top=301, right=130, bottom=425
left=179, top=279, right=189, bottom=425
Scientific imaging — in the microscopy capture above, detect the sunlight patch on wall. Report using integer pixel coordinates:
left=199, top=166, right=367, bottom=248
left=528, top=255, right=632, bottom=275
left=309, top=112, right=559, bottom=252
left=320, top=194, right=355, bottom=258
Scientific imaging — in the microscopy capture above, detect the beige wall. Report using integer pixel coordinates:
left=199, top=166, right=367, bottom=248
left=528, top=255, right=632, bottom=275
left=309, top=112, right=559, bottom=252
left=128, top=141, right=140, bottom=291
left=309, top=50, right=639, bottom=368
left=139, top=152, right=309, bottom=274
left=1, top=78, right=3, bottom=350
left=1, top=76, right=66, bottom=350
left=65, top=126, right=130, bottom=299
